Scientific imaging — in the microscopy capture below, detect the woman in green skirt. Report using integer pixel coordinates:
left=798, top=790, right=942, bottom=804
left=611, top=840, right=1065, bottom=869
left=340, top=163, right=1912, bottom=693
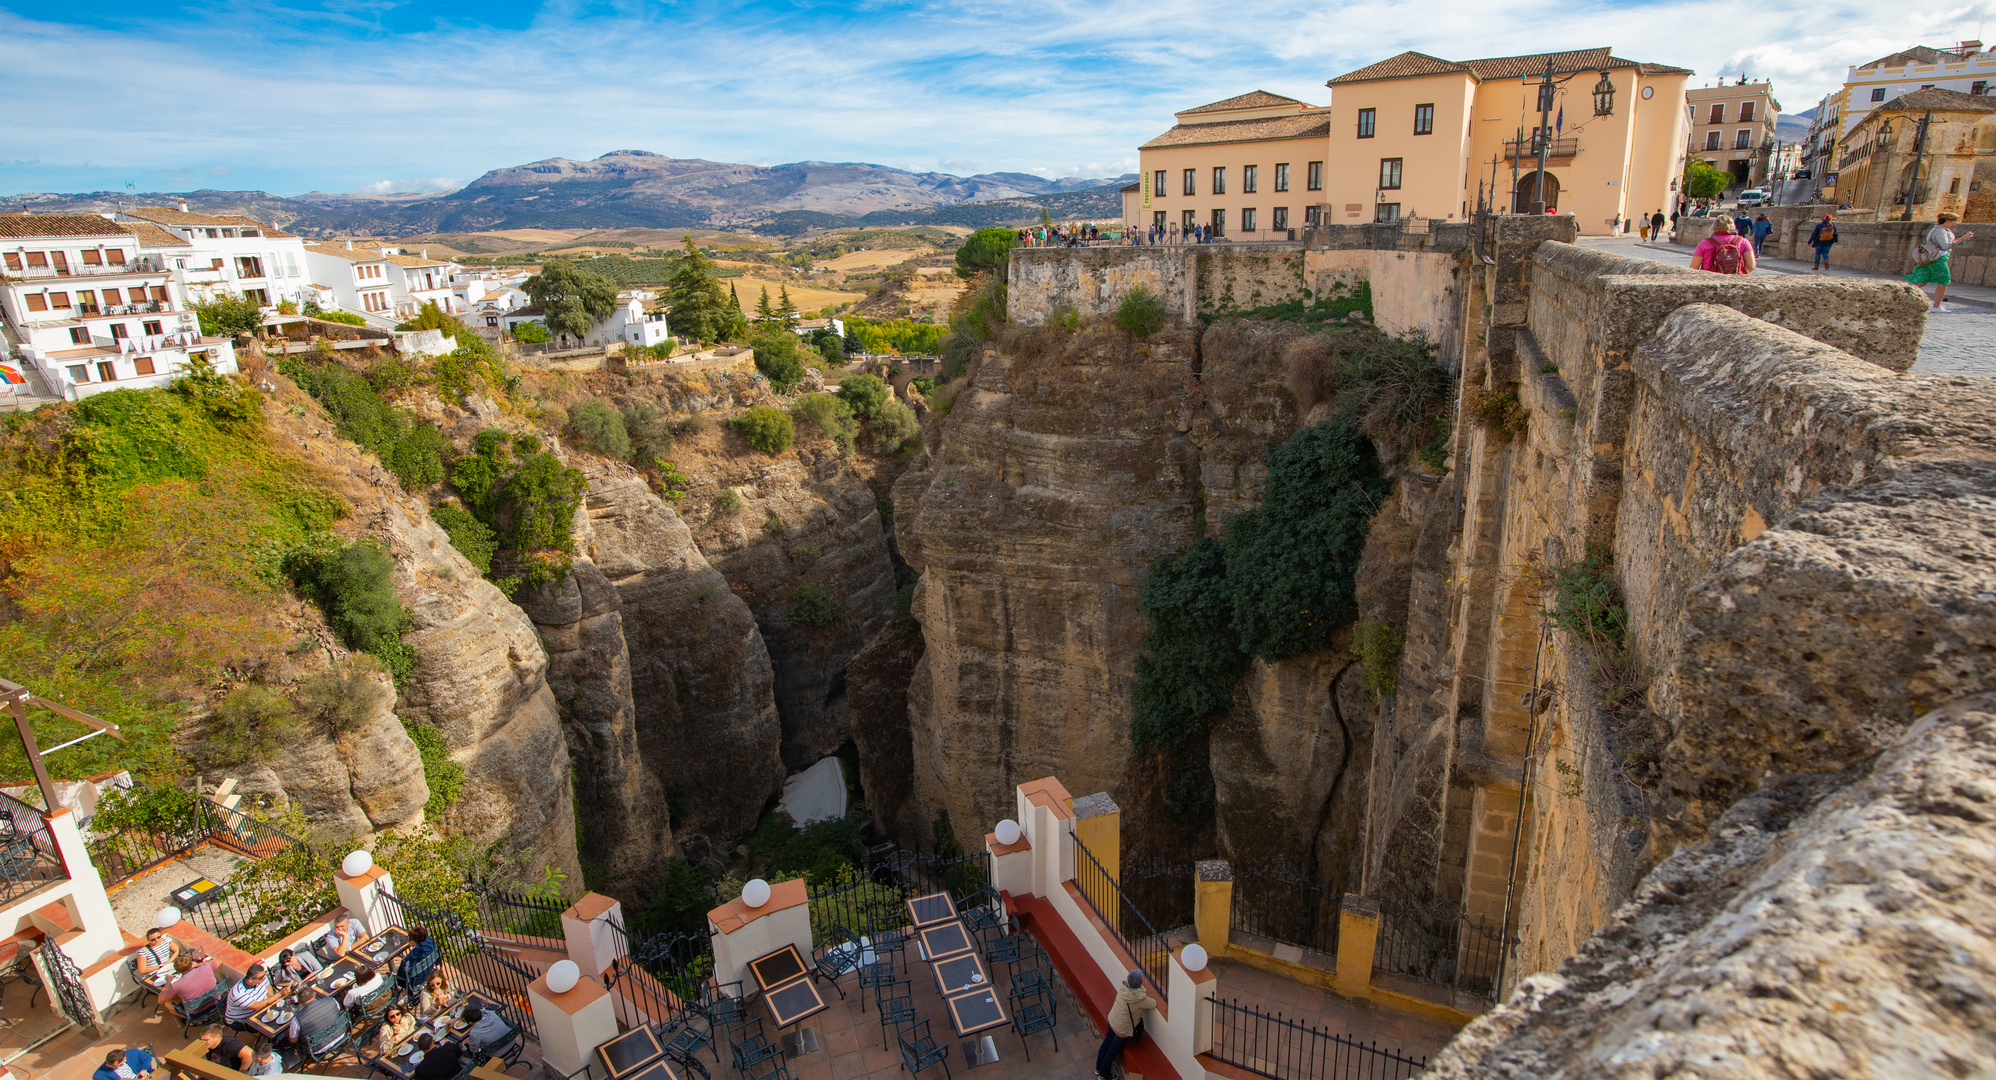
left=1907, top=212, right=1975, bottom=313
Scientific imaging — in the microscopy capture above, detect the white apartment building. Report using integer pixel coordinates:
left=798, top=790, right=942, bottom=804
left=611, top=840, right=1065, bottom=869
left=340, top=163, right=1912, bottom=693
left=0, top=214, right=237, bottom=400
left=503, top=295, right=670, bottom=349
left=113, top=204, right=313, bottom=309
left=1808, top=42, right=1996, bottom=189
left=302, top=243, right=465, bottom=326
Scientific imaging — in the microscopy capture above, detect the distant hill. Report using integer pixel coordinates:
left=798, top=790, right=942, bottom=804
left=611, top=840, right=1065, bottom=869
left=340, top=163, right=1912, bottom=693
left=1775, top=112, right=1812, bottom=144
left=0, top=151, right=1135, bottom=238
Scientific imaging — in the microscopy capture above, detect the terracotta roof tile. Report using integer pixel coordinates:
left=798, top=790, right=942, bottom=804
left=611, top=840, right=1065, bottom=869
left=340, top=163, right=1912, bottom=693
left=0, top=213, right=129, bottom=239
left=1180, top=89, right=1315, bottom=114
left=119, top=222, right=192, bottom=248
left=1330, top=47, right=1690, bottom=86
left=304, top=243, right=389, bottom=263
left=1857, top=46, right=1948, bottom=70
left=1141, top=113, right=1332, bottom=149
left=125, top=206, right=296, bottom=236
left=1878, top=86, right=1996, bottom=113
left=1328, top=51, right=1468, bottom=85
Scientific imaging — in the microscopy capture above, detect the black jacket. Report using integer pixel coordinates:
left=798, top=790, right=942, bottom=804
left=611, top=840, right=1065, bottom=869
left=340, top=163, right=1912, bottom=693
left=1809, top=221, right=1838, bottom=245
left=412, top=1043, right=463, bottom=1080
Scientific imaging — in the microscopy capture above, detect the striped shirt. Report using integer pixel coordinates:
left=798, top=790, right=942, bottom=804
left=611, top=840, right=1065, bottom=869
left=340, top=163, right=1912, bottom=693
left=223, top=978, right=271, bottom=1023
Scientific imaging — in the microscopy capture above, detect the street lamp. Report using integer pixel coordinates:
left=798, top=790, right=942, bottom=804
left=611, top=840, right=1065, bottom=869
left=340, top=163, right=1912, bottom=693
left=1592, top=72, right=1616, bottom=116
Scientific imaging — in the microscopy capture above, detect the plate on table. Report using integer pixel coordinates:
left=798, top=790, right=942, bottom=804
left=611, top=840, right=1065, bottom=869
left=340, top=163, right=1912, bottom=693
left=330, top=975, right=354, bottom=990
left=408, top=1051, right=425, bottom=1066
left=267, top=1010, right=293, bottom=1026
left=449, top=1020, right=469, bottom=1033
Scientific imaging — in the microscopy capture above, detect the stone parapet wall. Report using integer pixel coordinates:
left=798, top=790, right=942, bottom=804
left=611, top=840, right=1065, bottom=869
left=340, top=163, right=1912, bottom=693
left=1671, top=214, right=1996, bottom=287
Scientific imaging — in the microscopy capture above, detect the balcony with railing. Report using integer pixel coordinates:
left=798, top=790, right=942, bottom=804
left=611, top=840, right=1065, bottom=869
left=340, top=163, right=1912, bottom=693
left=3, top=259, right=168, bottom=280
left=0, top=790, right=65, bottom=905
left=1503, top=137, right=1578, bottom=161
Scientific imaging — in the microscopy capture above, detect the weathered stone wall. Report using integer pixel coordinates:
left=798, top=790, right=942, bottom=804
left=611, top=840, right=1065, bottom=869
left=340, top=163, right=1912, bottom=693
left=1673, top=214, right=1996, bottom=286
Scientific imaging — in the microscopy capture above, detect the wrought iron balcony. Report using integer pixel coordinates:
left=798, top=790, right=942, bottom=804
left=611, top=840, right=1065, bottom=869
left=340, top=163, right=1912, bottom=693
left=1503, top=137, right=1578, bottom=161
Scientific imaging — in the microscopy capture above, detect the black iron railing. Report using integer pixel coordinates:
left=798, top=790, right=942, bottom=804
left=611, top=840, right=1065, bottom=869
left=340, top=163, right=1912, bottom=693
left=380, top=888, right=541, bottom=1039
left=599, top=914, right=711, bottom=1032
left=1073, top=836, right=1169, bottom=994
left=1373, top=901, right=1510, bottom=1000
left=1210, top=998, right=1426, bottom=1079
left=1229, top=860, right=1341, bottom=958
left=0, top=792, right=63, bottom=904
left=469, top=880, right=566, bottom=947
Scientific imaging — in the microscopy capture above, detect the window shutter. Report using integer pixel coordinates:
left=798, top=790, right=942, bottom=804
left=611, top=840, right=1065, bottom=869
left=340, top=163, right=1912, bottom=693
left=27, top=294, right=46, bottom=312
left=151, top=285, right=169, bottom=302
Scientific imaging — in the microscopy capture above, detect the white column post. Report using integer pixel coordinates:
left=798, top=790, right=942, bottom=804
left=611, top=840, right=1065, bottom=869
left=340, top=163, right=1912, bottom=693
left=528, top=972, right=618, bottom=1077
left=560, top=894, right=625, bottom=978
left=335, top=863, right=397, bottom=932
left=706, top=879, right=813, bottom=993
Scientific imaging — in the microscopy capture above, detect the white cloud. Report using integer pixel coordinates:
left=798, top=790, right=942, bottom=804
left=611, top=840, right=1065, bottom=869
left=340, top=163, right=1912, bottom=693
left=348, top=177, right=467, bottom=195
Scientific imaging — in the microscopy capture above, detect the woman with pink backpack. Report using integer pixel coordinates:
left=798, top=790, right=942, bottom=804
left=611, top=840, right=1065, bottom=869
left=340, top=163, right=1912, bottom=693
left=1692, top=217, right=1756, bottom=274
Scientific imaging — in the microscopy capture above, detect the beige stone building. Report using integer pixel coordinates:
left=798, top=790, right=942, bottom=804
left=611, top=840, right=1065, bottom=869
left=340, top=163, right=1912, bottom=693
left=1686, top=78, right=1780, bottom=187
left=1129, top=48, right=1692, bottom=241
left=1835, top=87, right=1996, bottom=221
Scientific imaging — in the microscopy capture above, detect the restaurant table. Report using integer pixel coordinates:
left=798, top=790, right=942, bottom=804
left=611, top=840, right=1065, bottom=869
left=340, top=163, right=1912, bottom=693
left=747, top=946, right=809, bottom=995
left=931, top=952, right=989, bottom=998
left=596, top=1026, right=664, bottom=1079
left=943, top=985, right=1008, bottom=1037
left=917, top=920, right=973, bottom=963
left=353, top=927, right=415, bottom=968
left=906, top=891, right=956, bottom=928
left=746, top=944, right=829, bottom=1038
left=359, top=992, right=503, bottom=1080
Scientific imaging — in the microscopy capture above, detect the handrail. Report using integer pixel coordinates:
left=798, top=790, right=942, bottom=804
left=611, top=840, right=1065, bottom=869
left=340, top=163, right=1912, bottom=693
left=1208, top=997, right=1427, bottom=1079
left=1073, top=835, right=1168, bottom=995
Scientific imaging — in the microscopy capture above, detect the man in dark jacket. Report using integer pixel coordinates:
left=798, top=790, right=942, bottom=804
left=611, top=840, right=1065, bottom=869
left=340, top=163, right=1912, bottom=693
left=1808, top=215, right=1839, bottom=270
left=1650, top=210, right=1666, bottom=241
left=411, top=1033, right=463, bottom=1080
left=94, top=1048, right=154, bottom=1080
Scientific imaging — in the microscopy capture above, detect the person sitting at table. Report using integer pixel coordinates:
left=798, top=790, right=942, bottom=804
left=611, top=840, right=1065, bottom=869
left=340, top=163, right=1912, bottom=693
left=272, top=947, right=322, bottom=988
left=320, top=913, right=368, bottom=960
left=243, top=1047, right=282, bottom=1077
left=201, top=1026, right=253, bottom=1072
left=397, top=927, right=436, bottom=987
left=133, top=926, right=181, bottom=978
left=286, top=990, right=345, bottom=1051
left=417, top=971, right=458, bottom=1019
left=461, top=1005, right=510, bottom=1056
left=93, top=1047, right=154, bottom=1080
left=410, top=1033, right=462, bottom=1080
left=160, top=955, right=219, bottom=1014
left=344, top=962, right=390, bottom=1010
left=374, top=1005, right=418, bottom=1055
left=223, top=963, right=273, bottom=1032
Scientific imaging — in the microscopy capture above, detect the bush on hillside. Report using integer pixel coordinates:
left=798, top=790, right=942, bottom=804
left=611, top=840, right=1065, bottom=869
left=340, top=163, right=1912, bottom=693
left=278, top=357, right=447, bottom=490
left=284, top=538, right=417, bottom=684
left=193, top=292, right=266, bottom=337
left=622, top=402, right=673, bottom=465
left=734, top=406, right=795, bottom=454
left=207, top=685, right=304, bottom=764
left=1116, top=287, right=1168, bottom=337
left=569, top=399, right=632, bottom=458
left=792, top=394, right=858, bottom=455
left=293, top=656, right=389, bottom=737
left=750, top=330, right=807, bottom=392
left=790, top=584, right=842, bottom=627
left=511, top=320, right=551, bottom=343
left=872, top=398, right=920, bottom=452
left=431, top=503, right=496, bottom=573
left=835, top=374, right=889, bottom=419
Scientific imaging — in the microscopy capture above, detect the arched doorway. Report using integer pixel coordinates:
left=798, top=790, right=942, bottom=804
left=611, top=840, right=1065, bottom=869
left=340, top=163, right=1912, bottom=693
left=1513, top=171, right=1561, bottom=213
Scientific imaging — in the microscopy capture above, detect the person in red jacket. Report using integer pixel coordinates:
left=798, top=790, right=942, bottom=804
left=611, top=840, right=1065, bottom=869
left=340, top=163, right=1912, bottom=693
left=1692, top=217, right=1756, bottom=274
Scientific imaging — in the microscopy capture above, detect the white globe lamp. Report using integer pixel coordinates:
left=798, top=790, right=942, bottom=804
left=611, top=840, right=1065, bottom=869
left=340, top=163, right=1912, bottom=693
left=340, top=850, right=374, bottom=878
left=545, top=959, right=581, bottom=994
left=155, top=907, right=182, bottom=930
left=994, top=819, right=1022, bottom=846
left=1181, top=943, right=1208, bottom=972
left=743, top=878, right=772, bottom=909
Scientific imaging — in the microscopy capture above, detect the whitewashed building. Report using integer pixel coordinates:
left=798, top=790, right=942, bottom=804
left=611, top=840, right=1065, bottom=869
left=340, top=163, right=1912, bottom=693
left=0, top=214, right=237, bottom=400
left=503, top=294, right=669, bottom=349
left=301, top=242, right=400, bottom=327
left=113, top=204, right=313, bottom=309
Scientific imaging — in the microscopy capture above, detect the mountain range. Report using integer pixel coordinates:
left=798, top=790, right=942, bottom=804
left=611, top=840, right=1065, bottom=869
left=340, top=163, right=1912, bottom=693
left=0, top=151, right=1135, bottom=237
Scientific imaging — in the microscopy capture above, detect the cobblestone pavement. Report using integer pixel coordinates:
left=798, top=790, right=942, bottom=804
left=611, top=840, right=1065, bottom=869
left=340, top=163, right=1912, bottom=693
left=1574, top=236, right=1996, bottom=377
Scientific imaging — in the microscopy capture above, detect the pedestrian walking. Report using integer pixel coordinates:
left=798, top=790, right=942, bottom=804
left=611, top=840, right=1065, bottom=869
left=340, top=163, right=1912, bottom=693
left=1094, top=971, right=1157, bottom=1080
left=1733, top=211, right=1751, bottom=239
left=1751, top=213, right=1772, bottom=254
left=1807, top=215, right=1838, bottom=270
left=1907, top=212, right=1974, bottom=312
left=1691, top=217, right=1755, bottom=274
left=1651, top=209, right=1666, bottom=242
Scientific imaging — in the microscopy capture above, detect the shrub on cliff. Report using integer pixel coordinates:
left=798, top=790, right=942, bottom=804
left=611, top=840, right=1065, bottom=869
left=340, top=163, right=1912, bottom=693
left=448, top=429, right=586, bottom=588
left=836, top=374, right=889, bottom=419
left=750, top=330, right=807, bottom=392
left=1132, top=422, right=1389, bottom=755
left=792, top=394, right=857, bottom=455
left=790, top=583, right=843, bottom=626
left=735, top=406, right=796, bottom=454
left=279, top=356, right=448, bottom=490
left=1116, top=287, right=1168, bottom=337
left=569, top=399, right=632, bottom=458
left=284, top=538, right=417, bottom=684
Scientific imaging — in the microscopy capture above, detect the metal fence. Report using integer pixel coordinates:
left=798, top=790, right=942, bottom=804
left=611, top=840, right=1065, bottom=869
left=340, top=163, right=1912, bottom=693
left=0, top=791, right=64, bottom=905
left=1229, top=860, right=1342, bottom=958
left=469, top=880, right=567, bottom=948
left=1373, top=901, right=1510, bottom=1000
left=1209, top=998, right=1426, bottom=1079
left=599, top=915, right=712, bottom=1032
left=1072, top=836, right=1170, bottom=994
left=380, top=888, right=541, bottom=1039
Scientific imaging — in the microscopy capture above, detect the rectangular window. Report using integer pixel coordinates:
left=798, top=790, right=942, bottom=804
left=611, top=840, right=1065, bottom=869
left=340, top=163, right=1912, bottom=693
left=1538, top=84, right=1556, bottom=111
left=109, top=323, right=129, bottom=340
left=25, top=252, right=47, bottom=268
left=1705, top=130, right=1722, bottom=150
left=1974, top=81, right=1989, bottom=95
left=76, top=290, right=97, bottom=313
left=50, top=291, right=70, bottom=309
left=236, top=256, right=263, bottom=278
left=1183, top=169, right=1196, bottom=196
left=134, top=356, right=156, bottom=376
left=103, top=287, right=125, bottom=306
left=50, top=252, right=68, bottom=274
left=1307, top=161, right=1323, bottom=190
left=1414, top=103, right=1434, bottom=135
left=1212, top=167, right=1226, bottom=195
left=1273, top=207, right=1289, bottom=230
left=69, top=327, right=89, bottom=344
left=1153, top=169, right=1167, bottom=197
left=1304, top=205, right=1322, bottom=227
left=1708, top=102, right=1725, bottom=123
left=1243, top=164, right=1257, bottom=193
left=1153, top=211, right=1166, bottom=230
left=2, top=253, right=19, bottom=270
left=1182, top=210, right=1197, bottom=232
left=1950, top=177, right=1962, bottom=194
left=1241, top=208, right=1257, bottom=231
left=143, top=320, right=163, bottom=335
left=211, top=258, right=225, bottom=270
left=68, top=365, right=88, bottom=383
left=1379, top=158, right=1403, bottom=189
left=97, top=361, right=117, bottom=383
left=1210, top=209, right=1226, bottom=236
left=106, top=248, right=125, bottom=264
left=81, top=249, right=102, bottom=266
left=1738, top=101, right=1756, bottom=122
left=1274, top=163, right=1290, bottom=191
left=1375, top=203, right=1402, bottom=223
left=150, top=286, right=168, bottom=303
left=1357, top=108, right=1376, bottom=137
left=1735, top=129, right=1752, bottom=149
left=1871, top=87, right=1886, bottom=101
left=26, top=294, right=46, bottom=312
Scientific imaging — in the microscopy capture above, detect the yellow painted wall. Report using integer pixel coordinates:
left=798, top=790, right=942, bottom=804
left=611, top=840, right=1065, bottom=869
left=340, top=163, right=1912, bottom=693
left=1132, top=134, right=1330, bottom=240
left=1322, top=73, right=1480, bottom=225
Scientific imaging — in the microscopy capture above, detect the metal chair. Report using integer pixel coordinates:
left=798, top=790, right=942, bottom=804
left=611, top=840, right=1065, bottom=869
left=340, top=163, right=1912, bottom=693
left=178, top=980, right=230, bottom=1037
left=957, top=883, right=1002, bottom=936
left=867, top=914, right=910, bottom=973
left=742, top=1054, right=792, bottom=1080
left=875, top=982, right=916, bottom=1051
left=855, top=960, right=897, bottom=1015
left=729, top=1018, right=782, bottom=1078
left=300, top=1010, right=354, bottom=1065
left=983, top=915, right=1025, bottom=967
left=1008, top=962, right=1051, bottom=1007
left=397, top=950, right=440, bottom=1005
left=810, top=925, right=863, bottom=1000
left=657, top=1014, right=716, bottom=1066
left=897, top=1020, right=952, bottom=1080
left=1011, top=987, right=1059, bottom=1060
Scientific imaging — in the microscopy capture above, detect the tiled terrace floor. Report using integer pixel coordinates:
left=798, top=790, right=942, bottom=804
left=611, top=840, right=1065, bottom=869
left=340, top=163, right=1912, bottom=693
left=1202, top=958, right=1461, bottom=1066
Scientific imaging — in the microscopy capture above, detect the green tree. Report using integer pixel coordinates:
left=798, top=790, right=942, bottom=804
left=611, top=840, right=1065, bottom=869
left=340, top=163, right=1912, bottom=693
left=568, top=399, right=632, bottom=458
left=396, top=300, right=470, bottom=337
left=955, top=228, right=1016, bottom=279
left=872, top=397, right=920, bottom=451
left=756, top=285, right=775, bottom=320
left=836, top=373, right=889, bottom=419
left=193, top=292, right=267, bottom=337
left=776, top=286, right=798, bottom=325
left=666, top=236, right=735, bottom=342
left=512, top=320, right=551, bottom=344
left=284, top=539, right=417, bottom=683
left=1116, top=287, right=1168, bottom=337
left=792, top=394, right=858, bottom=455
left=750, top=329, right=807, bottom=392
left=523, top=258, right=619, bottom=340
left=1683, top=161, right=1729, bottom=200
left=734, top=405, right=796, bottom=453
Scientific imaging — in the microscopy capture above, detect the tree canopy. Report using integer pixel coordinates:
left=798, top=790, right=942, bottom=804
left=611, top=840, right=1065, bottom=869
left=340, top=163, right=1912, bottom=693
left=666, top=236, right=745, bottom=342
left=1683, top=161, right=1729, bottom=200
left=523, top=259, right=618, bottom=339
left=955, top=228, right=1016, bottom=279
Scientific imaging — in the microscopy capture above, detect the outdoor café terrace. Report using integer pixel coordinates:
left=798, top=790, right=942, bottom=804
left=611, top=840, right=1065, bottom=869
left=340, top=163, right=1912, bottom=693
left=1, top=682, right=1482, bottom=1080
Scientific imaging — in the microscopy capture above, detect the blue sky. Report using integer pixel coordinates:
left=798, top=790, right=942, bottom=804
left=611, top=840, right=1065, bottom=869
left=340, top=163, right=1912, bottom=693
left=1, top=0, right=1990, bottom=196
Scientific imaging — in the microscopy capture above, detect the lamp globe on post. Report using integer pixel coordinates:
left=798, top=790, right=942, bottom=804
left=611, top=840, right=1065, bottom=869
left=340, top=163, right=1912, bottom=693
left=1181, top=943, right=1209, bottom=971
left=1592, top=71, right=1616, bottom=116
left=340, top=850, right=374, bottom=878
left=995, top=819, right=1022, bottom=846
left=155, top=907, right=182, bottom=931
left=545, top=959, right=580, bottom=994
left=743, top=878, right=772, bottom=909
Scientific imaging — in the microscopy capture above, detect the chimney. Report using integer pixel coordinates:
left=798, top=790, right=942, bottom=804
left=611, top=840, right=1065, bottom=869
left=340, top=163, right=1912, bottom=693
left=346, top=240, right=353, bottom=250
left=179, top=199, right=188, bottom=212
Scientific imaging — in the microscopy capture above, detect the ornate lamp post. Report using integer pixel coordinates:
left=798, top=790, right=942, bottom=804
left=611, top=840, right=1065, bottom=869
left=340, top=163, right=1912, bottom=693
left=1592, top=72, right=1616, bottom=116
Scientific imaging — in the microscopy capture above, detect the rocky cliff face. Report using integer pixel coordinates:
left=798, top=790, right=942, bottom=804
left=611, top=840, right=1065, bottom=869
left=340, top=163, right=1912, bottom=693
left=233, top=661, right=428, bottom=841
